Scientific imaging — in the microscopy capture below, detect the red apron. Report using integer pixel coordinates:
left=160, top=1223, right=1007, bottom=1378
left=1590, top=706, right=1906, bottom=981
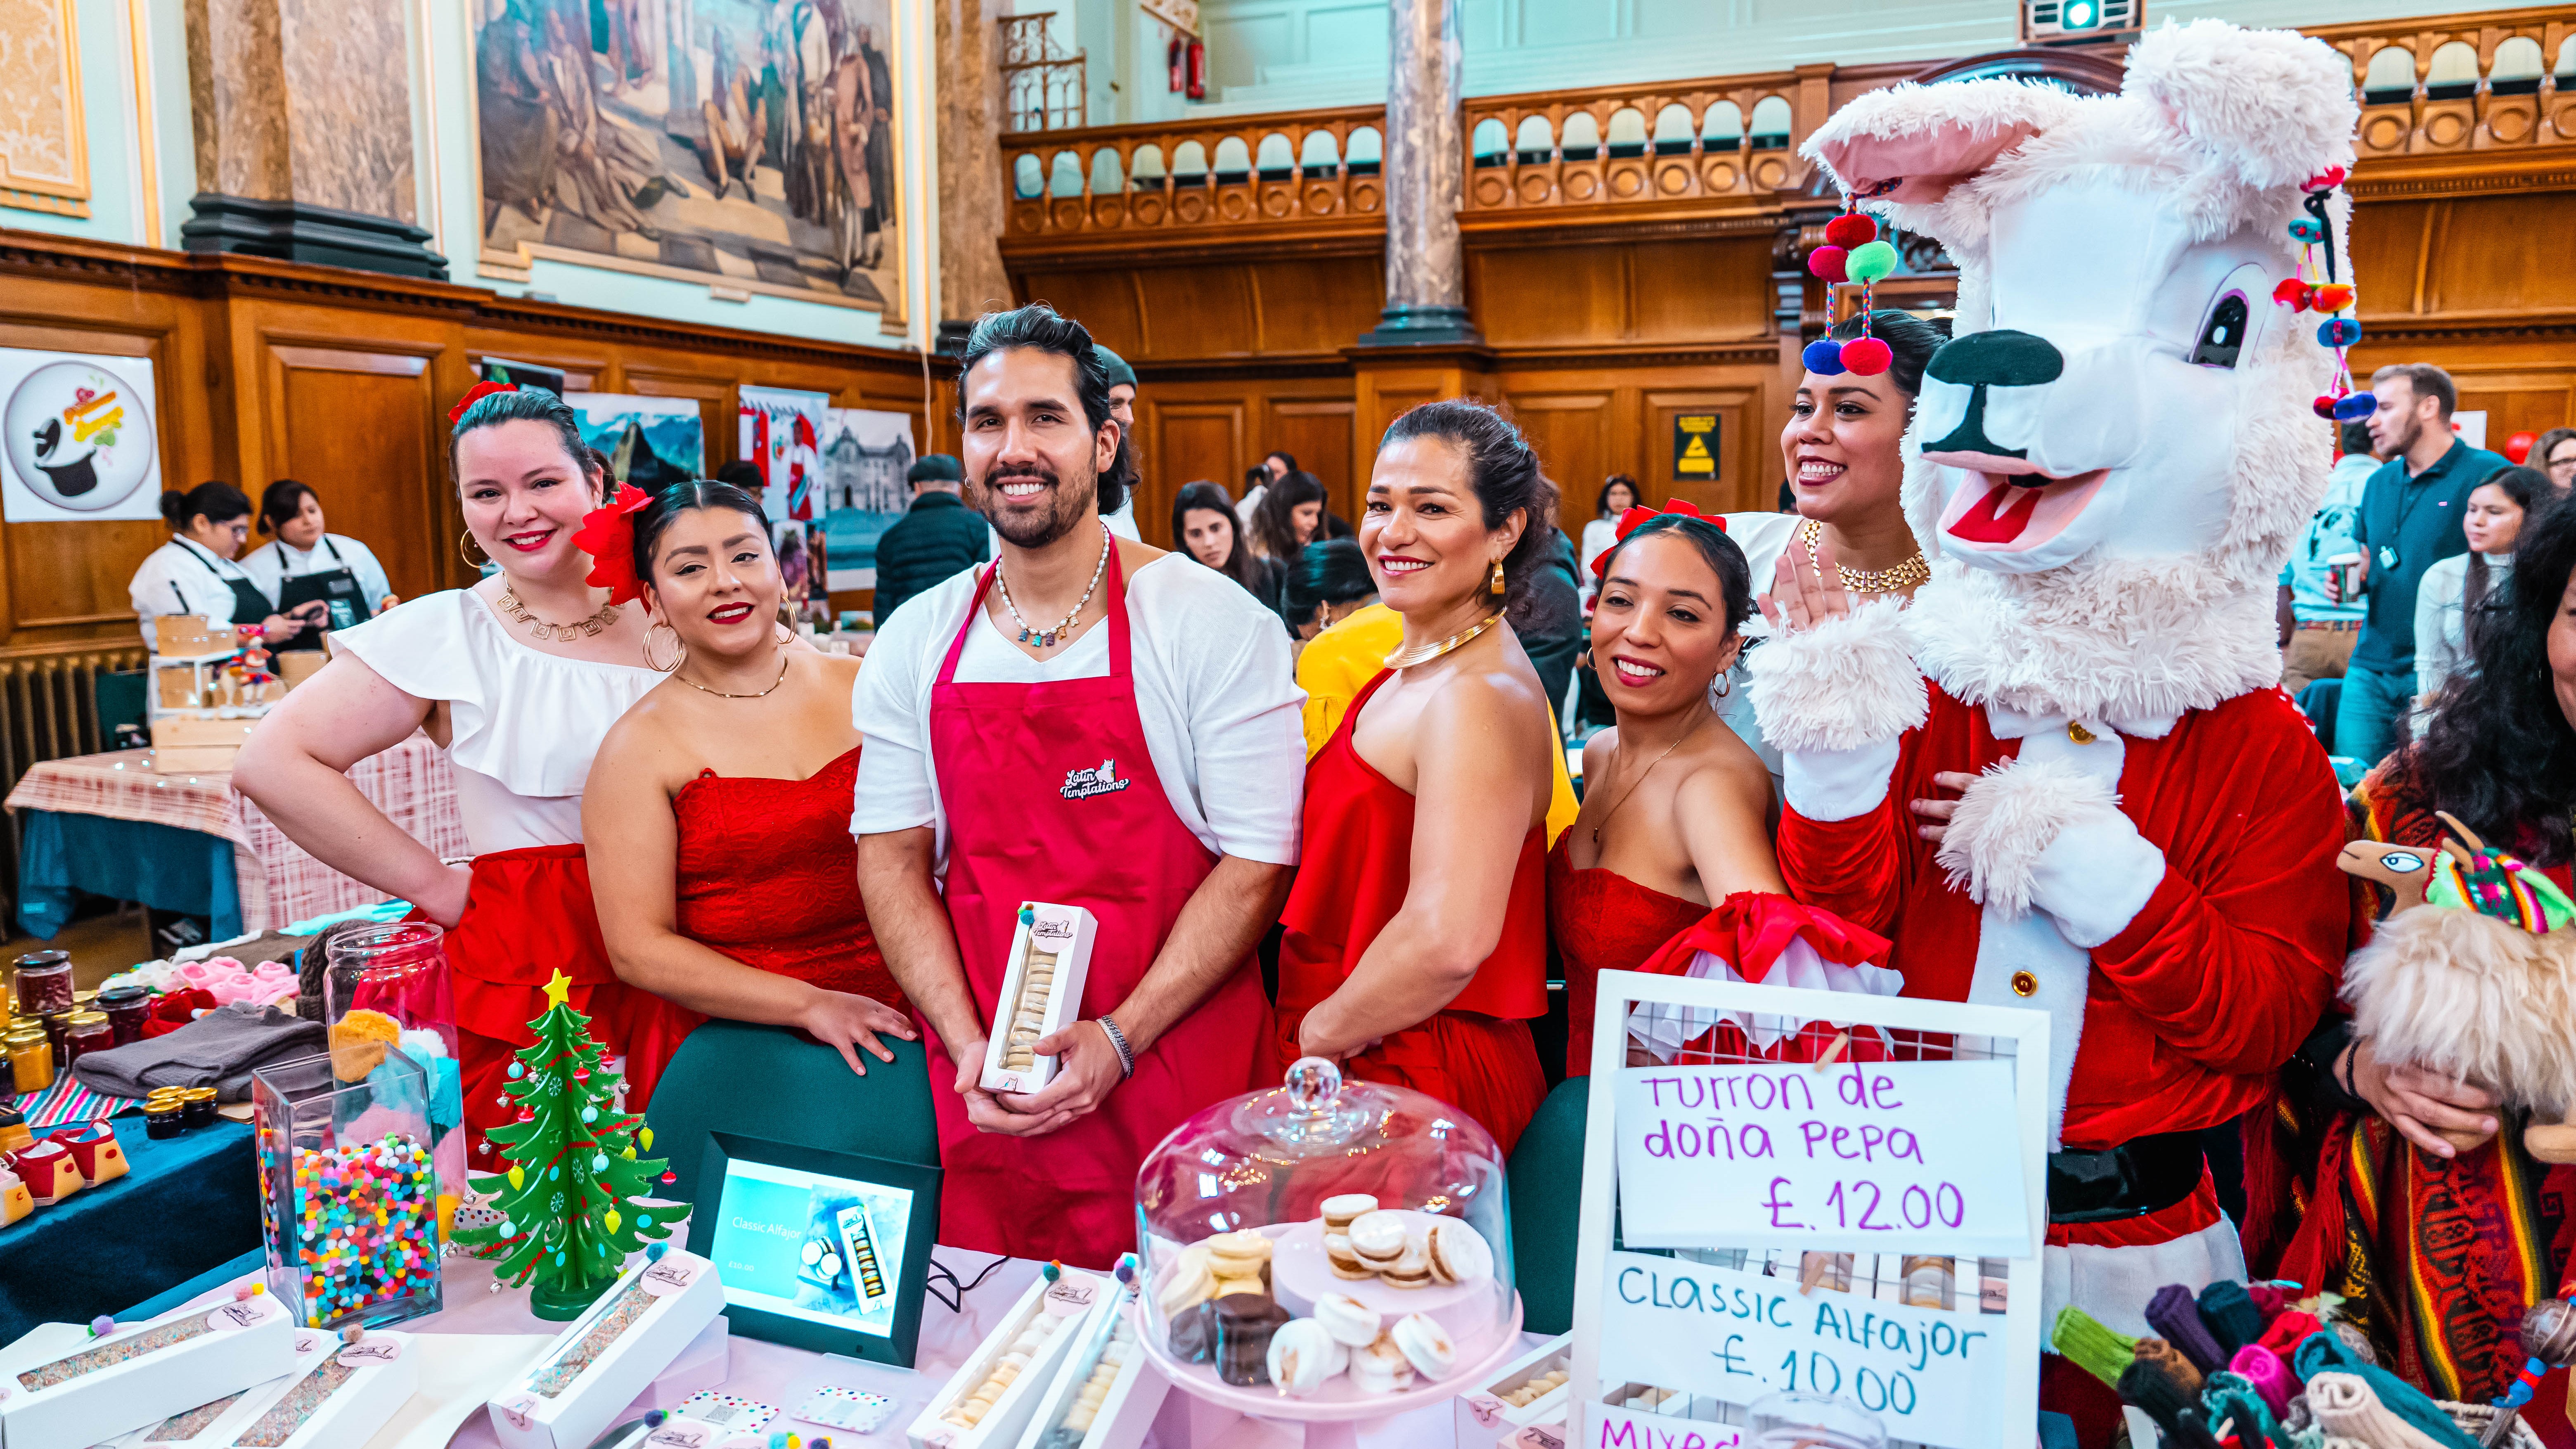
left=435, top=845, right=696, bottom=1164
left=924, top=548, right=1271, bottom=1269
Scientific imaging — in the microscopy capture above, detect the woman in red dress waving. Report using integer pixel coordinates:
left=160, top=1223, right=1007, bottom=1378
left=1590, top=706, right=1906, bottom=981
left=582, top=481, right=914, bottom=1083
left=1276, top=400, right=1555, bottom=1153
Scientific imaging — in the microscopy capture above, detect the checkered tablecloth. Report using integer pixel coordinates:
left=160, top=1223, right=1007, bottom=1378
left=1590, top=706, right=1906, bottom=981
left=2, top=736, right=464, bottom=934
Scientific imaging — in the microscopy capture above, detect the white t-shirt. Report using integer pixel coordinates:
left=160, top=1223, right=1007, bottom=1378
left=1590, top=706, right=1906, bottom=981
left=130, top=536, right=260, bottom=649
left=331, top=590, right=661, bottom=855
left=850, top=554, right=1306, bottom=871
left=239, top=534, right=397, bottom=616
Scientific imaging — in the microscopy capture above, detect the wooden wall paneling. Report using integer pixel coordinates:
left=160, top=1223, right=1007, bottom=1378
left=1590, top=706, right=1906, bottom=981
left=1143, top=399, right=1246, bottom=545
left=1262, top=398, right=1358, bottom=521
left=1013, top=270, right=1147, bottom=357
left=2349, top=199, right=2436, bottom=318
left=258, top=337, right=447, bottom=604
left=1626, top=237, right=1778, bottom=343
left=1501, top=388, right=1620, bottom=507
left=2446, top=363, right=2576, bottom=441
left=1250, top=256, right=1383, bottom=356
left=2411, top=194, right=2576, bottom=315
left=1468, top=245, right=1629, bottom=348
left=1644, top=383, right=1768, bottom=513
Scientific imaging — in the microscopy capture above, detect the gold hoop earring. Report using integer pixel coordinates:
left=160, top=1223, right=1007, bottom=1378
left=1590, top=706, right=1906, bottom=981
left=1489, top=560, right=1507, bottom=597
left=644, top=622, right=686, bottom=674
left=1711, top=672, right=1733, bottom=701
left=459, top=529, right=491, bottom=569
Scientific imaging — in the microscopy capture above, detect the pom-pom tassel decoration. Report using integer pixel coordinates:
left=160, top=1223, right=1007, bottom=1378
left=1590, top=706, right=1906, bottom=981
left=1804, top=205, right=1899, bottom=377
left=2285, top=169, right=2368, bottom=422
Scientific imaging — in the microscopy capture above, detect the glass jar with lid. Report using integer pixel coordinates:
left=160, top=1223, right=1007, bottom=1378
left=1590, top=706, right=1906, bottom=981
left=59, top=1011, right=111, bottom=1070
left=1134, top=1056, right=1520, bottom=1407
left=96, top=984, right=151, bottom=1046
left=5, top=1025, right=52, bottom=1094
left=12, top=951, right=71, bottom=1016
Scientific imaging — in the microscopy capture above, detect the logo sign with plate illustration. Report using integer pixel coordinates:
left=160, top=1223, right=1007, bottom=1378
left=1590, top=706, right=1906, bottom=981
left=337, top=1337, right=402, bottom=1366
left=0, top=352, right=162, bottom=522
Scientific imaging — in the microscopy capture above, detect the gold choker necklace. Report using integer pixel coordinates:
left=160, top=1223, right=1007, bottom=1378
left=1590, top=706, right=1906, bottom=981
left=1383, top=612, right=1501, bottom=670
left=497, top=584, right=620, bottom=641
left=1799, top=519, right=1929, bottom=595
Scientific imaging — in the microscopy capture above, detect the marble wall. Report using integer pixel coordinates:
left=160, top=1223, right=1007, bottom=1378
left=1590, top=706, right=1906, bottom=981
left=185, top=0, right=414, bottom=220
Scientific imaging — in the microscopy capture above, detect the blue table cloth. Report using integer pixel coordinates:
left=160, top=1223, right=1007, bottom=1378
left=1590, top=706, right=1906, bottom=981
left=15, top=808, right=241, bottom=942
left=0, top=1120, right=259, bottom=1344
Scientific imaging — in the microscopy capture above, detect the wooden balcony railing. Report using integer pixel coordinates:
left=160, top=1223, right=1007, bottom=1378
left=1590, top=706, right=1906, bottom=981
left=2306, top=5, right=2576, bottom=159
left=1000, top=7, right=2576, bottom=243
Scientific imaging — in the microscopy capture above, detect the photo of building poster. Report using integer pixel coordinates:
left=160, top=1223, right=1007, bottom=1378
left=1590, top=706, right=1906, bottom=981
left=472, top=0, right=904, bottom=318
left=820, top=407, right=917, bottom=593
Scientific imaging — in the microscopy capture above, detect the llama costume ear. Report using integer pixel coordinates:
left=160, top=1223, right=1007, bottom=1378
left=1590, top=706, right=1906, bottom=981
left=2127, top=19, right=2358, bottom=192
left=1804, top=79, right=2084, bottom=212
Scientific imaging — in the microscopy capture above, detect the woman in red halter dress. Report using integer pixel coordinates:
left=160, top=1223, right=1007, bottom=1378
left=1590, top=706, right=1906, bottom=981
left=1558, top=507, right=1901, bottom=1077
left=1276, top=402, right=1557, bottom=1154
left=583, top=481, right=913, bottom=1082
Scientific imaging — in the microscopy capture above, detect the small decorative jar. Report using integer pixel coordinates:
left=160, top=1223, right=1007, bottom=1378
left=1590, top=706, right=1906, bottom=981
left=60, top=1011, right=111, bottom=1071
left=11, top=952, right=71, bottom=1016
left=180, top=1086, right=219, bottom=1129
left=4, top=1025, right=52, bottom=1095
left=143, top=1099, right=183, bottom=1139
left=96, top=985, right=150, bottom=1046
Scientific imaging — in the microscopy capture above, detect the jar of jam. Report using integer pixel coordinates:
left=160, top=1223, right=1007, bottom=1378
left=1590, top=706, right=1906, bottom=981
left=60, top=1011, right=110, bottom=1070
left=143, top=1099, right=182, bottom=1139
left=96, top=985, right=150, bottom=1046
left=180, top=1086, right=218, bottom=1129
left=5, top=1026, right=52, bottom=1095
left=11, top=952, right=71, bottom=1016
left=38, top=1011, right=70, bottom=1061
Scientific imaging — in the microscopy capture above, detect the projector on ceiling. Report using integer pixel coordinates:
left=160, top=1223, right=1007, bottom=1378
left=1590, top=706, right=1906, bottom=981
left=2019, top=0, right=2138, bottom=45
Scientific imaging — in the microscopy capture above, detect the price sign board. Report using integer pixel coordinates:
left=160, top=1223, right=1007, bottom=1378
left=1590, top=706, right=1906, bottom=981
left=1613, top=1058, right=2031, bottom=1256
left=1569, top=971, right=2048, bottom=1449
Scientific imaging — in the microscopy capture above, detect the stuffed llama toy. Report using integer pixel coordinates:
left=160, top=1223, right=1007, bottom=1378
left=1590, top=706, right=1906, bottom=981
left=1754, top=17, right=2358, bottom=1361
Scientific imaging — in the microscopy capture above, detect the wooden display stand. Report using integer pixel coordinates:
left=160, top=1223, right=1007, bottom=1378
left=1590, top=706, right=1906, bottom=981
left=147, top=617, right=308, bottom=773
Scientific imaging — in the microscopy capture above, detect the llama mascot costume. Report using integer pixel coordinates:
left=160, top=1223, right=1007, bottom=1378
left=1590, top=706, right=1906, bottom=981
left=1756, top=20, right=2356, bottom=1425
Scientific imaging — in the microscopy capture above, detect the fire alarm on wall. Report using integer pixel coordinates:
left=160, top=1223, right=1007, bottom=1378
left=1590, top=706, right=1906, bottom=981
left=2019, top=0, right=2140, bottom=45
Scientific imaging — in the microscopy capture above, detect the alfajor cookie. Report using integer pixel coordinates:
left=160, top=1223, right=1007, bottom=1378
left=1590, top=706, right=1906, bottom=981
left=1346, top=1210, right=1408, bottom=1267
left=1349, top=1334, right=1418, bottom=1394
left=1313, top=1291, right=1382, bottom=1348
left=1379, top=1238, right=1432, bottom=1289
left=1324, top=1233, right=1373, bottom=1280
left=1389, top=1313, right=1455, bottom=1378
left=1319, top=1193, right=1378, bottom=1234
left=1426, top=1218, right=1495, bottom=1286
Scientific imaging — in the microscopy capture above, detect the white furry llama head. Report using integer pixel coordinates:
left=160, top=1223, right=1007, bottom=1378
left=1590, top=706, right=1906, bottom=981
left=1804, top=21, right=2358, bottom=728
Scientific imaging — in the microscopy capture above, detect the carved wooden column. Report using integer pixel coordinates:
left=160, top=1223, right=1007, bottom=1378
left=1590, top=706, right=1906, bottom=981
left=1357, top=0, right=1476, bottom=346
left=935, top=0, right=1014, bottom=354
left=179, top=0, right=443, bottom=278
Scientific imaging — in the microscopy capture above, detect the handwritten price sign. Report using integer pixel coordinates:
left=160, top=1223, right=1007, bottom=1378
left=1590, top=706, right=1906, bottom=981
left=1599, top=1251, right=2004, bottom=1449
left=1612, top=1060, right=2030, bottom=1256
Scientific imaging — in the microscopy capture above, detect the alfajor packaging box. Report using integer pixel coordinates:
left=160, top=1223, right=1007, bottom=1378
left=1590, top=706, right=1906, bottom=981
left=0, top=1293, right=298, bottom=1449
left=979, top=903, right=1097, bottom=1095
left=485, top=1250, right=726, bottom=1449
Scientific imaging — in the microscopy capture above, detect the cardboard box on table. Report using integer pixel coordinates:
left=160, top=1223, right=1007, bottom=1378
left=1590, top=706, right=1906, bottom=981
left=908, top=1269, right=1106, bottom=1449
left=486, top=1251, right=726, bottom=1449
left=1011, top=1290, right=1165, bottom=1449
left=1454, top=1332, right=1573, bottom=1449
left=93, top=1328, right=419, bottom=1449
left=0, top=1294, right=297, bottom=1449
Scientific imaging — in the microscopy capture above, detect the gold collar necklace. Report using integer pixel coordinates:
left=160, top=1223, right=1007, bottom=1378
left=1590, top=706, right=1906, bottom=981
left=1799, top=518, right=1929, bottom=595
left=497, top=583, right=620, bottom=641
left=1383, top=611, right=1501, bottom=670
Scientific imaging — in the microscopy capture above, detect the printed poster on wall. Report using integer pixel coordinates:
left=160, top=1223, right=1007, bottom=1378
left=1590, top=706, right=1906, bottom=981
left=819, top=407, right=918, bottom=593
left=0, top=348, right=161, bottom=523
left=739, top=386, right=831, bottom=522
left=567, top=393, right=704, bottom=488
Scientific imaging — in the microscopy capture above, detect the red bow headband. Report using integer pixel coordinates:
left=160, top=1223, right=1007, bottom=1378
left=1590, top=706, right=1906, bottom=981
left=447, top=381, right=519, bottom=426
left=568, top=486, right=653, bottom=605
left=1590, top=500, right=1725, bottom=580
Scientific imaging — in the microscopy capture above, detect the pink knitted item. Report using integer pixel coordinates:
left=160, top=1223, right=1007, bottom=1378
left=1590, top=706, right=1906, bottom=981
left=2229, top=1343, right=2296, bottom=1418
left=2248, top=1283, right=2292, bottom=1321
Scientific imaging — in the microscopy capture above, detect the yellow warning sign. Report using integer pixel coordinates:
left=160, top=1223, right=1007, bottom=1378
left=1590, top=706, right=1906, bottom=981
left=1674, top=414, right=1719, bottom=478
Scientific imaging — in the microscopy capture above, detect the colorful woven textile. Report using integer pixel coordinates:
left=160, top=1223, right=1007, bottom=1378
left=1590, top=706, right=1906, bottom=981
left=16, top=1074, right=132, bottom=1130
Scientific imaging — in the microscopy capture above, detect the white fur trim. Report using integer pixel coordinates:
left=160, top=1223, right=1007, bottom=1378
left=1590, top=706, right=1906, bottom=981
left=1907, top=559, right=2285, bottom=731
left=2041, top=1219, right=2247, bottom=1340
left=2129, top=20, right=2360, bottom=192
left=2028, top=804, right=2165, bottom=949
left=2343, top=907, right=2576, bottom=1120
left=1936, top=755, right=2117, bottom=917
left=1745, top=598, right=1927, bottom=753
left=1629, top=937, right=1905, bottom=1059
left=1783, top=738, right=1904, bottom=823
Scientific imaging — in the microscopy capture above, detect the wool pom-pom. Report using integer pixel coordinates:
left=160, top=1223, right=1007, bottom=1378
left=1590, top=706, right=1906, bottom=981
left=1840, top=337, right=1894, bottom=376
left=2313, top=282, right=2355, bottom=311
left=1807, top=245, right=1849, bottom=283
left=1801, top=338, right=1849, bottom=376
left=1823, top=213, right=1878, bottom=249
left=2287, top=216, right=2326, bottom=244
left=2332, top=393, right=2377, bottom=422
left=2270, top=278, right=2312, bottom=310
left=2318, top=317, right=2362, bottom=347
left=1844, top=240, right=1900, bottom=284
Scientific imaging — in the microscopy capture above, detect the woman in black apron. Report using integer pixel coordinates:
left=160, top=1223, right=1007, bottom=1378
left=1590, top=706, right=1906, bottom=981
left=128, top=482, right=320, bottom=648
left=243, top=481, right=393, bottom=650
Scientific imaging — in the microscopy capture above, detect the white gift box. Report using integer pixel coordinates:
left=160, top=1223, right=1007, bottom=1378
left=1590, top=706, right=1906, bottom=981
left=486, top=1251, right=727, bottom=1449
left=1011, top=1294, right=1165, bottom=1449
left=980, top=904, right=1097, bottom=1095
left=1453, top=1333, right=1572, bottom=1447
left=0, top=1293, right=298, bottom=1449
left=109, top=1329, right=419, bottom=1449
left=908, top=1269, right=1106, bottom=1449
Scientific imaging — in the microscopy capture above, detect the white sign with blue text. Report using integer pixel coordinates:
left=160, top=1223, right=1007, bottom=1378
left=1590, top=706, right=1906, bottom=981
left=1612, top=1059, right=2032, bottom=1257
left=1598, top=1250, right=2005, bottom=1449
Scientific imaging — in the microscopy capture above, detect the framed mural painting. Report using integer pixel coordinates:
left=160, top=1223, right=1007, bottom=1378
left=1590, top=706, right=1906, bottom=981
left=471, top=0, right=905, bottom=320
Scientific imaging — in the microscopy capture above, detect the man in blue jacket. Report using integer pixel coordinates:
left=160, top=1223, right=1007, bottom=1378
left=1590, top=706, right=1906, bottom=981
left=2330, top=363, right=2510, bottom=766
left=870, top=455, right=987, bottom=626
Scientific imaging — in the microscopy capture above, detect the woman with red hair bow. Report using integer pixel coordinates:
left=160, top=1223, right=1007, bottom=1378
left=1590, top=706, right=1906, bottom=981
left=235, top=384, right=689, bottom=1164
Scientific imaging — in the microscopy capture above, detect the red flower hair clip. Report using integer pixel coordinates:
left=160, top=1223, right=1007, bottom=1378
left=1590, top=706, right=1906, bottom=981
left=569, top=485, right=654, bottom=606
left=447, top=381, right=519, bottom=426
left=1590, top=499, right=1725, bottom=579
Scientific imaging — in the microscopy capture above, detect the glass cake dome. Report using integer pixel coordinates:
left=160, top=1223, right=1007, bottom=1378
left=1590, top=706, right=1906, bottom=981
left=1134, top=1057, right=1517, bottom=1404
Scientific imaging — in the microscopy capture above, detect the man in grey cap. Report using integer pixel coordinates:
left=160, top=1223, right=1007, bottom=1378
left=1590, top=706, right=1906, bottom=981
left=871, top=453, right=989, bottom=626
left=1094, top=344, right=1142, bottom=540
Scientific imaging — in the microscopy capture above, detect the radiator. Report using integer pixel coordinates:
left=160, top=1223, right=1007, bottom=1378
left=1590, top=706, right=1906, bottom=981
left=0, top=644, right=149, bottom=924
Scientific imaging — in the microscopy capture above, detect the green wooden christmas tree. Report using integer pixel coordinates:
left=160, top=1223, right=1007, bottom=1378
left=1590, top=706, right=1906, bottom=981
left=454, top=968, right=679, bottom=1319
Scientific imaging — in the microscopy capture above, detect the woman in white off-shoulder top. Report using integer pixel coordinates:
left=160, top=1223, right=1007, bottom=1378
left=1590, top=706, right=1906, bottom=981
left=233, top=384, right=691, bottom=1162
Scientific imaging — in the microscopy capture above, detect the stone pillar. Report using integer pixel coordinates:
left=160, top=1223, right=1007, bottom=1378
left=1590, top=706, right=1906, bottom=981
left=935, top=0, right=1014, bottom=354
left=1358, top=0, right=1475, bottom=346
left=180, top=0, right=444, bottom=278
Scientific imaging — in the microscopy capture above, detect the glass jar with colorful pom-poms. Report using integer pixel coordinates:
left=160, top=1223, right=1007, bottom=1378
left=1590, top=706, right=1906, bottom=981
left=249, top=1051, right=443, bottom=1332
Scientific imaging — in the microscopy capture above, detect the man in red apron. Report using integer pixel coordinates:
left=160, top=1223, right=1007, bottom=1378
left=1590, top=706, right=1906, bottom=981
left=853, top=304, right=1306, bottom=1269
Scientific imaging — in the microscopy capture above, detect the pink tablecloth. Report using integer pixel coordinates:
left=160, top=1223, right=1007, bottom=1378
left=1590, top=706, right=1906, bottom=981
left=2, top=736, right=464, bottom=935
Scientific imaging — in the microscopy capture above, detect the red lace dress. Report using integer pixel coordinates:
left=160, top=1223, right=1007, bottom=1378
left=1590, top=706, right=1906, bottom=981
left=1544, top=835, right=1707, bottom=1077
left=633, top=747, right=910, bottom=1083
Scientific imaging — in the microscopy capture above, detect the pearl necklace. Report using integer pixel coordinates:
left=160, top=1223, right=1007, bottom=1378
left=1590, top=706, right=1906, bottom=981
left=997, top=523, right=1112, bottom=647
left=1799, top=518, right=1929, bottom=595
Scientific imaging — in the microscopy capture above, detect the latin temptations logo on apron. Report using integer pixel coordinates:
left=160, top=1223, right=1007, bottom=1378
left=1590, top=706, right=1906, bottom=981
left=1061, top=758, right=1133, bottom=801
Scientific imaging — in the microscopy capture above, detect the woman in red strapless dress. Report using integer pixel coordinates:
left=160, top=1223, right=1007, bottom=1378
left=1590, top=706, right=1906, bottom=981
left=1276, top=401, right=1556, bottom=1154
left=1557, top=508, right=1898, bottom=1077
left=583, top=483, right=914, bottom=1085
